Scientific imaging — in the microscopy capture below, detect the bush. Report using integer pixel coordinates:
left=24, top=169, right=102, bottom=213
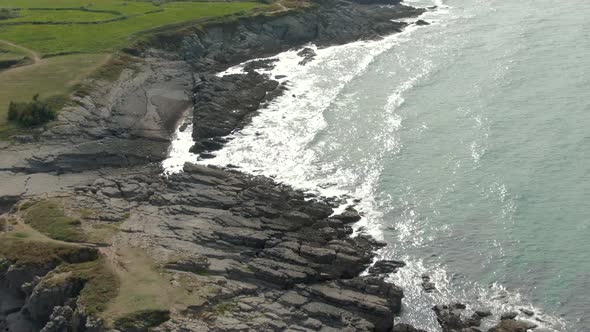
left=7, top=94, right=60, bottom=127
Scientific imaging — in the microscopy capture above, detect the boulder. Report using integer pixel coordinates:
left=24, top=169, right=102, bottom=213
left=501, top=312, right=519, bottom=320
left=393, top=323, right=427, bottom=332
left=368, top=260, right=406, bottom=275
left=488, top=319, right=537, bottom=332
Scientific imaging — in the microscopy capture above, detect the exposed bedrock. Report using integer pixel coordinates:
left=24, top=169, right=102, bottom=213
left=45, top=163, right=402, bottom=331
left=149, top=0, right=424, bottom=72
left=432, top=303, right=542, bottom=332
left=190, top=72, right=284, bottom=155
left=156, top=0, right=426, bottom=154
left=0, top=57, right=193, bottom=174
left=0, top=249, right=98, bottom=332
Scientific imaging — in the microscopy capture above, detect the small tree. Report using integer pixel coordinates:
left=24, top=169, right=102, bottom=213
left=6, top=94, right=58, bottom=127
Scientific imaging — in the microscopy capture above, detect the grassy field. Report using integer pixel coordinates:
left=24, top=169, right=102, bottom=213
left=0, top=0, right=268, bottom=136
left=0, top=1, right=266, bottom=56
left=4, top=9, right=119, bottom=23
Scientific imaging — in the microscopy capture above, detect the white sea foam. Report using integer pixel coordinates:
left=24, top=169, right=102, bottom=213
left=162, top=118, right=197, bottom=175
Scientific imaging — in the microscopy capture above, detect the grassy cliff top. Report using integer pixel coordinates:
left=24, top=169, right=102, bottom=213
left=0, top=0, right=269, bottom=136
left=0, top=0, right=267, bottom=56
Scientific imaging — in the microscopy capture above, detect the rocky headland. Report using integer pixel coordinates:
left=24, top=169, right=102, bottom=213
left=0, top=0, right=550, bottom=331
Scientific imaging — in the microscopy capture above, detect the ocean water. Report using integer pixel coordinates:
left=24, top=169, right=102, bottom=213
left=164, top=0, right=590, bottom=330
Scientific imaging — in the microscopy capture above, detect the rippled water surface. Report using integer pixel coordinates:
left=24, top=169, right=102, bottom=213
left=165, top=0, right=590, bottom=330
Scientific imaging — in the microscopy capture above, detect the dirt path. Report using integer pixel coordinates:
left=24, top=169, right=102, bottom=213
left=0, top=39, right=46, bottom=79
left=0, top=39, right=41, bottom=63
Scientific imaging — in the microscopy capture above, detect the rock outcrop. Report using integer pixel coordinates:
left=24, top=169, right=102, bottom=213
left=66, top=163, right=405, bottom=331
left=0, top=248, right=98, bottom=331
left=432, top=303, right=544, bottom=332
left=167, top=0, right=424, bottom=72
left=190, top=72, right=284, bottom=155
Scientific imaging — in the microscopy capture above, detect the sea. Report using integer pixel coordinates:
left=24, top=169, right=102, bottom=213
left=163, top=0, right=590, bottom=330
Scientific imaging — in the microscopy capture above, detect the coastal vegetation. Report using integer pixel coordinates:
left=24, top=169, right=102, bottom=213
left=58, top=259, right=120, bottom=315
left=0, top=226, right=119, bottom=319
left=22, top=199, right=87, bottom=242
left=0, top=0, right=268, bottom=137
left=0, top=237, right=88, bottom=266
left=7, top=94, right=63, bottom=127
left=100, top=246, right=208, bottom=325
left=0, top=202, right=194, bottom=327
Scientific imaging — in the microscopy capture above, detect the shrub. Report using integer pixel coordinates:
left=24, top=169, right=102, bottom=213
left=7, top=94, right=61, bottom=127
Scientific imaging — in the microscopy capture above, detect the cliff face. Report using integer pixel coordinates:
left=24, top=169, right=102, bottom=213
left=173, top=0, right=423, bottom=71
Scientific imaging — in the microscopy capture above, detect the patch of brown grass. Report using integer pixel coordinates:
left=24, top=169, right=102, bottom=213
left=0, top=237, right=96, bottom=266
left=23, top=200, right=86, bottom=242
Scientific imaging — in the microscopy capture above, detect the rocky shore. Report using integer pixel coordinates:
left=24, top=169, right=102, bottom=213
left=0, top=0, right=552, bottom=331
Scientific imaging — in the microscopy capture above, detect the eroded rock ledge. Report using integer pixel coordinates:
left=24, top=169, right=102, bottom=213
left=96, top=163, right=402, bottom=331
left=1, top=163, right=404, bottom=331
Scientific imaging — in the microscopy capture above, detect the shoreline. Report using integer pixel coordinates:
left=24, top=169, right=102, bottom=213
left=161, top=2, right=563, bottom=331
left=0, top=1, right=560, bottom=331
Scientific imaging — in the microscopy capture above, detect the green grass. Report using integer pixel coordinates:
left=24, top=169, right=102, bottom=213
left=0, top=235, right=117, bottom=315
left=102, top=246, right=208, bottom=325
left=4, top=9, right=119, bottom=23
left=0, top=1, right=266, bottom=56
left=0, top=49, right=24, bottom=61
left=23, top=200, right=87, bottom=242
left=1, top=0, right=155, bottom=14
left=92, top=53, right=136, bottom=81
